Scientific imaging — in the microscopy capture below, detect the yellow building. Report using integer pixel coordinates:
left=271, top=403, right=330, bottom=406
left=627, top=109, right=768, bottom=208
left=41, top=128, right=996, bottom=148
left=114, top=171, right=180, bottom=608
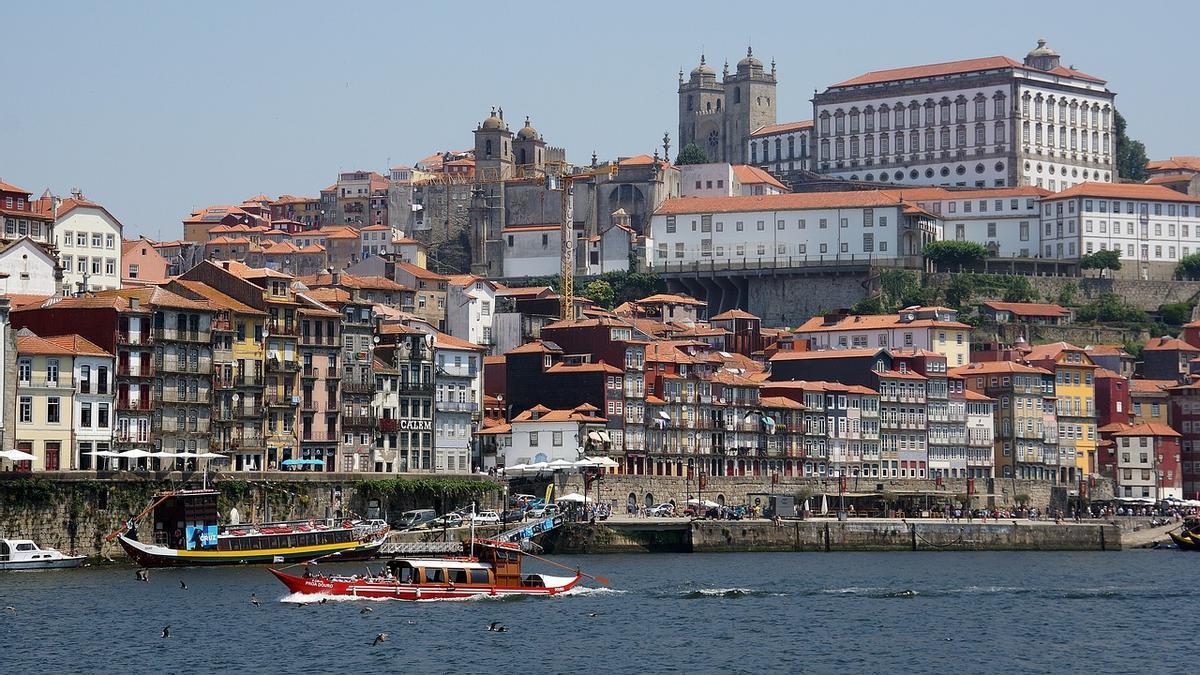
left=169, top=279, right=268, bottom=470
left=1129, top=379, right=1172, bottom=427
left=1025, top=342, right=1098, bottom=479
left=13, top=330, right=109, bottom=471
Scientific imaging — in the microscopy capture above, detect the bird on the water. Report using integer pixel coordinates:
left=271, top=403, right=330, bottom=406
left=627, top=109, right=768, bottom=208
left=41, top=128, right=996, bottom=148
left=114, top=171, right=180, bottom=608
left=319, top=598, right=328, bottom=604
left=179, top=580, right=188, bottom=591
left=372, top=633, right=389, bottom=646
left=251, top=594, right=260, bottom=607
left=161, top=625, right=171, bottom=639
left=487, top=622, right=508, bottom=632
left=135, top=569, right=150, bottom=582
left=4, top=606, right=16, bottom=612
left=359, top=606, right=372, bottom=615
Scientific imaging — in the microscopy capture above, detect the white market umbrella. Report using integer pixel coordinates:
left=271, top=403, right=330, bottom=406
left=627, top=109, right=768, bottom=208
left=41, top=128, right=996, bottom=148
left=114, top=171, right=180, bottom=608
left=150, top=452, right=182, bottom=458
left=688, top=498, right=720, bottom=508
left=594, top=456, right=619, bottom=468
left=196, top=452, right=226, bottom=460
left=0, top=449, right=36, bottom=461
left=88, top=449, right=121, bottom=458
left=546, top=459, right=576, bottom=471
left=557, top=492, right=591, bottom=503
left=175, top=451, right=200, bottom=459
left=118, top=449, right=153, bottom=459
left=820, top=494, right=829, bottom=515
left=573, top=458, right=602, bottom=469
left=527, top=461, right=549, bottom=473
left=505, top=463, right=528, bottom=475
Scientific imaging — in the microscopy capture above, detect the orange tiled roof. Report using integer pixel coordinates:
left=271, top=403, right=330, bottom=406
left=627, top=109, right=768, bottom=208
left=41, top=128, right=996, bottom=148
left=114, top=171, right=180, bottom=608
left=982, top=301, right=1070, bottom=317
left=637, top=293, right=705, bottom=307
left=655, top=190, right=907, bottom=216
left=170, top=280, right=265, bottom=315
left=794, top=312, right=969, bottom=333
left=545, top=361, right=622, bottom=374
left=829, top=55, right=1105, bottom=88
left=511, top=405, right=606, bottom=423
left=710, top=308, right=759, bottom=321
left=1146, top=156, right=1200, bottom=173
left=1144, top=336, right=1199, bottom=352
left=732, top=165, right=788, bottom=191
left=770, top=347, right=883, bottom=362
left=1112, top=423, right=1181, bottom=438
left=749, top=120, right=813, bottom=137
left=950, top=361, right=1051, bottom=376
left=0, top=180, right=31, bottom=194
left=1129, top=379, right=1175, bottom=394
left=1049, top=182, right=1200, bottom=203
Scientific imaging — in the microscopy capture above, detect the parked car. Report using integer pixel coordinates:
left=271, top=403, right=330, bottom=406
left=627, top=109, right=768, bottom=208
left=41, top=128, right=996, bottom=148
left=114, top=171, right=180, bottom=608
left=394, top=508, right=437, bottom=530
left=528, top=503, right=559, bottom=519
left=425, top=514, right=464, bottom=529
left=500, top=506, right=528, bottom=524
left=470, top=511, right=501, bottom=525
left=649, top=503, right=676, bottom=517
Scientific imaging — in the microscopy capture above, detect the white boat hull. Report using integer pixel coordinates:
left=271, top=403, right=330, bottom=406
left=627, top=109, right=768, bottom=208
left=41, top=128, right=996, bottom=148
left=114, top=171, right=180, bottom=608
left=0, top=556, right=86, bottom=571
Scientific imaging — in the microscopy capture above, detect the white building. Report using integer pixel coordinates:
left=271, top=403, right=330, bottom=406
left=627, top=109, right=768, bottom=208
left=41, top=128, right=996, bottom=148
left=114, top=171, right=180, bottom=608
left=647, top=191, right=940, bottom=268
left=501, top=404, right=607, bottom=466
left=68, top=336, right=115, bottom=469
left=812, top=40, right=1115, bottom=191
left=747, top=120, right=812, bottom=173
left=502, top=224, right=560, bottom=278
left=446, top=275, right=498, bottom=352
left=792, top=307, right=972, bottom=367
left=1040, top=182, right=1200, bottom=278
left=54, top=195, right=124, bottom=293
left=681, top=163, right=790, bottom=198
left=903, top=186, right=1049, bottom=257
left=433, top=333, right=484, bottom=473
left=963, top=389, right=997, bottom=478
left=0, top=238, right=60, bottom=296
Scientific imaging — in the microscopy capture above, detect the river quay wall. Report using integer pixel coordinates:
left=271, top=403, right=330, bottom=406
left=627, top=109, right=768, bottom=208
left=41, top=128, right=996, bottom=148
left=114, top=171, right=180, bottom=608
left=546, top=519, right=1123, bottom=554
left=532, top=474, right=1115, bottom=513
left=0, top=472, right=501, bottom=560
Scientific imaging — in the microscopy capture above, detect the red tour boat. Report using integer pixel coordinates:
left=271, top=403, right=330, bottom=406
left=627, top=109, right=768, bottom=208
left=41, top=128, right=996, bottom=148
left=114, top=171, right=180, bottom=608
left=269, top=539, right=601, bottom=601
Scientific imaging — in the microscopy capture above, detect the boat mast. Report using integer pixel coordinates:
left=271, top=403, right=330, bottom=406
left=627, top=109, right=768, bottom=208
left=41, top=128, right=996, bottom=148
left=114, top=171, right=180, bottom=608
left=469, top=502, right=476, bottom=558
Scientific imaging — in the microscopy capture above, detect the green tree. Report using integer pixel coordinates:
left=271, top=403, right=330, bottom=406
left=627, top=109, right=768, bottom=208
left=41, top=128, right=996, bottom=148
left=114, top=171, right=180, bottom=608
left=1178, top=253, right=1200, bottom=280
left=1079, top=249, right=1122, bottom=277
left=1001, top=276, right=1038, bottom=303
left=675, top=143, right=709, bottom=165
left=1159, top=302, right=1194, bottom=326
left=1114, top=109, right=1149, bottom=181
left=582, top=279, right=616, bottom=308
left=1075, top=292, right=1147, bottom=324
left=922, top=241, right=988, bottom=269
left=944, top=274, right=977, bottom=308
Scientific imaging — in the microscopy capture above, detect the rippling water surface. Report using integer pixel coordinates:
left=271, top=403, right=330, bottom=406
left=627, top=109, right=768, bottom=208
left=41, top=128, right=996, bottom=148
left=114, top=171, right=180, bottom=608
left=1, top=550, right=1194, bottom=673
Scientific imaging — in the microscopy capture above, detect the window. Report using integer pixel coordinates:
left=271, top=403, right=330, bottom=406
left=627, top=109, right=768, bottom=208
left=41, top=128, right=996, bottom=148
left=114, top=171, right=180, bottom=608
left=19, top=396, right=32, bottom=423
left=47, top=396, right=61, bottom=423
left=552, top=431, right=563, bottom=446
left=76, top=232, right=87, bottom=247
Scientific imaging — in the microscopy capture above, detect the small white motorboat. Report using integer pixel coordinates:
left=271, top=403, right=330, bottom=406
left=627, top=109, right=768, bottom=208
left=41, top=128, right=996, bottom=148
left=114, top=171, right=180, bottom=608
left=0, top=538, right=86, bottom=570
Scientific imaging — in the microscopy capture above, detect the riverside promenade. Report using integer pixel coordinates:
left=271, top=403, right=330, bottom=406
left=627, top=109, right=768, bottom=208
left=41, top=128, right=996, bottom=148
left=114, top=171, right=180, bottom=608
left=543, top=516, right=1129, bottom=554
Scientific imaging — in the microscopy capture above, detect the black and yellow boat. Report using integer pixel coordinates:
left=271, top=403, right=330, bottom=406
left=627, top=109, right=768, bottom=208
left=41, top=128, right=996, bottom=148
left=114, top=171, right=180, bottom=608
left=109, top=489, right=389, bottom=567
left=1168, top=520, right=1200, bottom=551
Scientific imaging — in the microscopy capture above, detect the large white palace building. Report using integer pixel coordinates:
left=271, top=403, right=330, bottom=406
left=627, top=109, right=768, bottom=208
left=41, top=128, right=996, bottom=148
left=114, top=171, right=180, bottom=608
left=810, top=40, right=1116, bottom=191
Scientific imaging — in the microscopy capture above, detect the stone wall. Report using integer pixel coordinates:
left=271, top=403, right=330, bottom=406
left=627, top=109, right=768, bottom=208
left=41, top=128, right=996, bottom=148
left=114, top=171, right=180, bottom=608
left=0, top=474, right=501, bottom=560
left=529, top=474, right=1113, bottom=513
left=745, top=274, right=871, bottom=327
left=928, top=273, right=1200, bottom=312
left=974, top=322, right=1150, bottom=349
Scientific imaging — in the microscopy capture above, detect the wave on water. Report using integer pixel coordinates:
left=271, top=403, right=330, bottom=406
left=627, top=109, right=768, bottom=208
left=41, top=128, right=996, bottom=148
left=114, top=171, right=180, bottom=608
left=680, top=588, right=785, bottom=599
left=553, top=586, right=627, bottom=598
left=278, top=591, right=393, bottom=604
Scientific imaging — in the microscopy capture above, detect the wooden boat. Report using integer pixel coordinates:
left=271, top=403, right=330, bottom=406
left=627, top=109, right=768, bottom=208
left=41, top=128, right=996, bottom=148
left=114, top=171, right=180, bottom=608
left=0, top=538, right=86, bottom=571
left=1168, top=521, right=1200, bottom=551
left=269, top=539, right=589, bottom=601
left=111, top=489, right=389, bottom=567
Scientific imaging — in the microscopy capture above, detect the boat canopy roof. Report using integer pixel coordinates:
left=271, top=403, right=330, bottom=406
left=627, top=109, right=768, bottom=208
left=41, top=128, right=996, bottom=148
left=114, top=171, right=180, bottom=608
left=389, top=558, right=491, bottom=570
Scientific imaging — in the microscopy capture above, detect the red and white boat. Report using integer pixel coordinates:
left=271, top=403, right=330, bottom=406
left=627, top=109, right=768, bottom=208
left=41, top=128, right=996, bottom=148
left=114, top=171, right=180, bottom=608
left=269, top=539, right=593, bottom=601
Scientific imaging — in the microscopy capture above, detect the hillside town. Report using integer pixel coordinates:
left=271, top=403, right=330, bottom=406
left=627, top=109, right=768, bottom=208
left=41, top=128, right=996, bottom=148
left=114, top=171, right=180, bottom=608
left=6, top=38, right=1200, bottom=506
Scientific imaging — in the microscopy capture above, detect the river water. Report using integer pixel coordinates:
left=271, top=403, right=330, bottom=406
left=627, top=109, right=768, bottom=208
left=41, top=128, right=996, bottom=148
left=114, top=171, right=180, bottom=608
left=1, top=550, right=1194, bottom=673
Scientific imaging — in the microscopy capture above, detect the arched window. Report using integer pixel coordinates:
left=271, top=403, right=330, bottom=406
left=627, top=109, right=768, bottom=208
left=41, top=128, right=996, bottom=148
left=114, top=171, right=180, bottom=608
left=820, top=139, right=830, bottom=160
left=485, top=139, right=492, bottom=156
left=880, top=134, right=890, bottom=155
left=706, top=101, right=711, bottom=111
left=750, top=143, right=757, bottom=164
left=800, top=136, right=808, bottom=158
left=775, top=138, right=782, bottom=158
left=687, top=95, right=694, bottom=111
left=715, top=99, right=721, bottom=111
left=864, top=134, right=873, bottom=157
left=995, top=121, right=1006, bottom=144
left=787, top=135, right=795, bottom=158
left=762, top=140, right=769, bottom=159
left=733, top=87, right=741, bottom=104
left=835, top=138, right=845, bottom=159
left=849, top=136, right=859, bottom=158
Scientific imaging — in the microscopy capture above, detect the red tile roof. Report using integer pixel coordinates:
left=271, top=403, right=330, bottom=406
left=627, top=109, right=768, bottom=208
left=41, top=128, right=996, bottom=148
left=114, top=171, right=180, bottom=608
left=1048, top=182, right=1200, bottom=203
left=1144, top=336, right=1200, bottom=352
left=1146, top=156, right=1200, bottom=173
left=1111, top=423, right=1181, bottom=438
left=0, top=181, right=32, bottom=194
left=950, top=361, right=1051, bottom=376
left=749, top=120, right=813, bottom=137
left=655, top=190, right=910, bottom=216
left=18, top=331, right=111, bottom=357
left=829, top=55, right=1105, bottom=88
left=710, top=309, right=759, bottom=321
left=732, top=165, right=788, bottom=191
left=637, top=293, right=705, bottom=307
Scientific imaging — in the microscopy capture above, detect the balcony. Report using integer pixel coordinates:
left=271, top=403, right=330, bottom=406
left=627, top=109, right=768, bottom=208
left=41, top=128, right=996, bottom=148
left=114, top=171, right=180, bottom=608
left=300, top=399, right=318, bottom=412
left=397, top=380, right=432, bottom=394
left=17, top=375, right=74, bottom=390
left=116, top=332, right=150, bottom=346
left=237, top=374, right=263, bottom=387
left=437, top=364, right=478, bottom=378
left=115, top=431, right=151, bottom=444
left=264, top=392, right=299, bottom=407
left=267, top=357, right=300, bottom=372
left=342, top=381, right=375, bottom=395
left=300, top=429, right=339, bottom=442
left=229, top=431, right=265, bottom=448
left=153, top=327, right=208, bottom=343
left=158, top=360, right=213, bottom=375
left=117, top=398, right=153, bottom=412
left=267, top=320, right=300, bottom=336
left=436, top=400, right=479, bottom=413
left=379, top=418, right=398, bottom=432
left=300, top=334, right=340, bottom=347
left=157, top=390, right=211, bottom=404
left=117, top=364, right=154, bottom=378
left=159, top=419, right=212, bottom=434
left=342, top=415, right=376, bottom=429
left=301, top=367, right=320, bottom=380
left=235, top=403, right=264, bottom=418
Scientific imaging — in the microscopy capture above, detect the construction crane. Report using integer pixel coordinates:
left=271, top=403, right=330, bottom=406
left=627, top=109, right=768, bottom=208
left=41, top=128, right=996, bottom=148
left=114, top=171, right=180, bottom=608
left=547, top=164, right=617, bottom=321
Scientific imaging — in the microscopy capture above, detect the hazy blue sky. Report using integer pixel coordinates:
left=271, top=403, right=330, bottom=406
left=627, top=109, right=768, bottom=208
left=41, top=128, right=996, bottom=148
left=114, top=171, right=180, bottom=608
left=4, top=1, right=1197, bottom=238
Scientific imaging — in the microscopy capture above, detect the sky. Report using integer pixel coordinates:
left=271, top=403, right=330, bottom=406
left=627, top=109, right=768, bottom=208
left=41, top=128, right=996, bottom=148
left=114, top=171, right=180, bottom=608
left=4, top=0, right=1199, bottom=239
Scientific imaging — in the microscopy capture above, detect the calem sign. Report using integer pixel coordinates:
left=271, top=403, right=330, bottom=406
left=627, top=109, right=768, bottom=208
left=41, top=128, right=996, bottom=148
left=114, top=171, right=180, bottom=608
left=396, top=419, right=432, bottom=431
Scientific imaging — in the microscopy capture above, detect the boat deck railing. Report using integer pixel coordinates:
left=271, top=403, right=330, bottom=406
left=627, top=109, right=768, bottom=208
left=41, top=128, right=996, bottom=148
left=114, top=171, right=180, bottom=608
left=377, top=541, right=466, bottom=556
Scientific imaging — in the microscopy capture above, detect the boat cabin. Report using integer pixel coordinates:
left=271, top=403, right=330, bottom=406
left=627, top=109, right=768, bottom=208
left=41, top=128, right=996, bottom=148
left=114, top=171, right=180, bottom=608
left=382, top=541, right=549, bottom=588
left=1, top=540, right=52, bottom=562
left=148, top=489, right=220, bottom=551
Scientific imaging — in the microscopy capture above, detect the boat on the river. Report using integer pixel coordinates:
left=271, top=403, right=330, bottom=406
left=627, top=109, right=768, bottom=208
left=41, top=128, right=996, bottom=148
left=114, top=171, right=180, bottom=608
left=0, top=537, right=86, bottom=571
left=1168, top=519, right=1200, bottom=551
left=268, top=539, right=594, bottom=600
left=110, top=489, right=389, bottom=567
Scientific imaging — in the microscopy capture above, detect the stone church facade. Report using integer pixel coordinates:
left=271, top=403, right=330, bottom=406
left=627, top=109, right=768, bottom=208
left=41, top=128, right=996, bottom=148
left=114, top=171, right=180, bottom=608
left=677, top=48, right=777, bottom=165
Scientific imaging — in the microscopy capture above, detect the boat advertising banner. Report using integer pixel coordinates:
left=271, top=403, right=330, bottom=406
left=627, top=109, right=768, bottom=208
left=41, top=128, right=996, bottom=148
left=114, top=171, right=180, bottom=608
left=185, top=524, right=219, bottom=550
